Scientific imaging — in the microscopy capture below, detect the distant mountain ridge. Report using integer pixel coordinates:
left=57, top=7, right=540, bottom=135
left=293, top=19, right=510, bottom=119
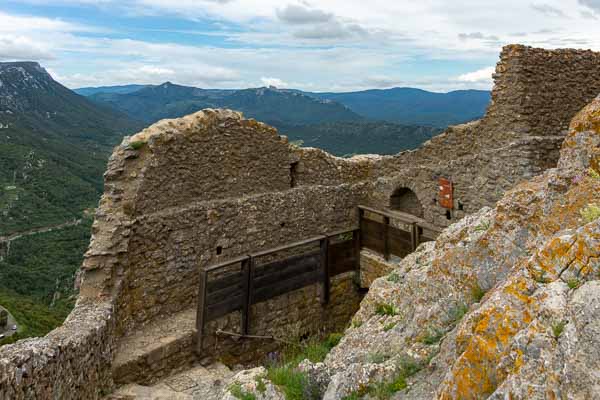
left=74, top=84, right=152, bottom=96
left=80, top=83, right=491, bottom=128
left=308, top=87, right=491, bottom=127
left=87, top=82, right=363, bottom=126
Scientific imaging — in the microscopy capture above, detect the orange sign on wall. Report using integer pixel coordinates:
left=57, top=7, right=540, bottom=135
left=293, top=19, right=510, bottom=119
left=438, top=178, right=453, bottom=209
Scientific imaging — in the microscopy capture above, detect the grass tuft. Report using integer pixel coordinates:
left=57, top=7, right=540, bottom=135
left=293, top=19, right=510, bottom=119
left=229, top=383, right=257, bottom=400
left=566, top=278, right=580, bottom=290
left=551, top=320, right=567, bottom=340
left=375, top=303, right=399, bottom=317
left=383, top=322, right=397, bottom=332
left=128, top=140, right=145, bottom=150
left=448, top=302, right=468, bottom=324
left=471, top=283, right=487, bottom=303
left=421, top=327, right=444, bottom=345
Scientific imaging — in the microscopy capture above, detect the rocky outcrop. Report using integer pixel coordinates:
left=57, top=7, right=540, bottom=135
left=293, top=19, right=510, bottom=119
left=226, top=96, right=600, bottom=399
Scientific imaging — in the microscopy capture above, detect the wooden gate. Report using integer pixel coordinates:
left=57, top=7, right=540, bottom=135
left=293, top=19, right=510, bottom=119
left=195, top=228, right=359, bottom=353
left=358, top=205, right=441, bottom=260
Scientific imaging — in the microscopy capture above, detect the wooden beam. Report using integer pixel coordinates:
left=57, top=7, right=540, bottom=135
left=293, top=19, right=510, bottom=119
left=195, top=269, right=208, bottom=355
left=383, top=216, right=390, bottom=261
left=353, top=229, right=361, bottom=285
left=241, top=257, right=252, bottom=335
left=320, top=237, right=330, bottom=305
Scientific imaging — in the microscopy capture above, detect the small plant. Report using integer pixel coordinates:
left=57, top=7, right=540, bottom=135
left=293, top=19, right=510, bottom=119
left=566, top=278, right=580, bottom=290
left=255, top=375, right=267, bottom=394
left=580, top=203, right=600, bottom=224
left=375, top=303, right=398, bottom=317
left=352, top=318, right=363, bottom=328
left=551, top=320, right=567, bottom=340
left=471, top=283, right=487, bottom=303
left=588, top=167, right=600, bottom=180
left=229, top=383, right=257, bottom=400
left=387, top=272, right=401, bottom=283
left=474, top=220, right=491, bottom=232
left=421, top=327, right=444, bottom=345
left=128, top=140, right=145, bottom=150
left=367, top=352, right=390, bottom=364
left=533, top=269, right=550, bottom=284
left=325, top=332, right=343, bottom=349
left=383, top=322, right=397, bottom=332
left=448, top=302, right=468, bottom=324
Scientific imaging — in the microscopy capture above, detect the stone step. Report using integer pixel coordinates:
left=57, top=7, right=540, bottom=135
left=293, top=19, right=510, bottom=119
left=108, top=363, right=234, bottom=400
left=113, top=307, right=198, bottom=385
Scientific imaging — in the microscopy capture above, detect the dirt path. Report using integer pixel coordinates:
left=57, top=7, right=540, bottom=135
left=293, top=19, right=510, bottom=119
left=0, top=219, right=83, bottom=260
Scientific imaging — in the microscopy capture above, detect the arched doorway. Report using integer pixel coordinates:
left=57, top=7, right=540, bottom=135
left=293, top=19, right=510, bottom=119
left=389, top=187, right=424, bottom=218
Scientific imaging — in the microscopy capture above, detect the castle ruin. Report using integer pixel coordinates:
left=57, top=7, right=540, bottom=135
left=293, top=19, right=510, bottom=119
left=1, top=44, right=600, bottom=399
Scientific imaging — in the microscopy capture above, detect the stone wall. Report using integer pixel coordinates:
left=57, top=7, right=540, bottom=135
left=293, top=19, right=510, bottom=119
left=2, top=44, right=600, bottom=399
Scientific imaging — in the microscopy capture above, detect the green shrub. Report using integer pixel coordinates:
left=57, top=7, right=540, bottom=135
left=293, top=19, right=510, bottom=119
left=255, top=375, right=267, bottom=394
left=471, top=283, right=487, bottom=303
left=375, top=303, right=398, bottom=317
left=267, top=365, right=317, bottom=400
left=387, top=273, right=400, bottom=283
left=567, top=278, right=580, bottom=290
left=325, top=332, right=343, bottom=349
left=229, top=383, right=257, bottom=400
left=128, top=140, right=145, bottom=150
left=367, top=353, right=389, bottom=364
left=581, top=203, right=600, bottom=224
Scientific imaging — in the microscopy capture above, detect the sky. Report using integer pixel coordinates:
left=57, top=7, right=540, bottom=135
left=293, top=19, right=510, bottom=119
left=1, top=0, right=600, bottom=92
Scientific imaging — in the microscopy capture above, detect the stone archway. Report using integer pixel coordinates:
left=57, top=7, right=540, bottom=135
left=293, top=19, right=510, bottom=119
left=389, top=187, right=424, bottom=218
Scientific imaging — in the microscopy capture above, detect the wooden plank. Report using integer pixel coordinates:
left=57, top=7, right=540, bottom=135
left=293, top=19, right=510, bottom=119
left=253, top=252, right=319, bottom=290
left=205, top=255, right=249, bottom=272
left=241, top=258, right=251, bottom=335
left=206, top=271, right=243, bottom=294
left=195, top=269, right=208, bottom=355
left=252, top=270, right=319, bottom=304
left=320, top=237, right=330, bottom=305
left=206, top=294, right=243, bottom=322
left=250, top=235, right=325, bottom=258
left=206, top=281, right=242, bottom=306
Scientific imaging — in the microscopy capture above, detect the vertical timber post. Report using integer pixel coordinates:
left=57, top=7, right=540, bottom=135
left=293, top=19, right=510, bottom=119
left=383, top=216, right=390, bottom=261
left=410, top=222, right=418, bottom=252
left=241, top=257, right=252, bottom=335
left=195, top=269, right=208, bottom=355
left=353, top=228, right=361, bottom=286
left=320, top=236, right=330, bottom=305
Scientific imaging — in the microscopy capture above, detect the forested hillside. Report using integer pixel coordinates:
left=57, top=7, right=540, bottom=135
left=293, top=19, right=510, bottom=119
left=0, top=62, right=142, bottom=344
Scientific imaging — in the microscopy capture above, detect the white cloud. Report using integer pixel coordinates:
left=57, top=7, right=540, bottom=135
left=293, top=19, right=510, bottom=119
left=456, top=66, right=495, bottom=84
left=260, top=77, right=288, bottom=87
left=0, top=35, right=55, bottom=61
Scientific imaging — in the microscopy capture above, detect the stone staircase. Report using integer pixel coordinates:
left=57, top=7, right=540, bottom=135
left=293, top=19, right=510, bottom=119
left=112, top=307, right=198, bottom=385
left=109, top=363, right=234, bottom=400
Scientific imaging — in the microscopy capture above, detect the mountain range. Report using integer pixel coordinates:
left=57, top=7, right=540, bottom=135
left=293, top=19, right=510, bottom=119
left=77, top=83, right=490, bottom=128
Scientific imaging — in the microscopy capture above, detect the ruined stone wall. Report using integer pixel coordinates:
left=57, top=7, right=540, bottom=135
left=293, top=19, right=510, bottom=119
left=2, top=44, right=600, bottom=400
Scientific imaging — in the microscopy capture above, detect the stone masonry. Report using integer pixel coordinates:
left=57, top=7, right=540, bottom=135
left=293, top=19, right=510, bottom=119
left=1, top=45, right=600, bottom=400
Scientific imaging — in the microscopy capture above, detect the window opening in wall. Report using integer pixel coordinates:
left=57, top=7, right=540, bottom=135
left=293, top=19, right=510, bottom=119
left=216, top=246, right=223, bottom=255
left=458, top=201, right=464, bottom=211
left=280, top=222, right=286, bottom=228
left=446, top=210, right=452, bottom=220
left=290, top=162, right=299, bottom=188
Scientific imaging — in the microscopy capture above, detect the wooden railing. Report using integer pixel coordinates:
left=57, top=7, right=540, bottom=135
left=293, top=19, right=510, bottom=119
left=358, top=205, right=442, bottom=261
left=195, top=206, right=443, bottom=353
left=195, top=228, right=359, bottom=353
